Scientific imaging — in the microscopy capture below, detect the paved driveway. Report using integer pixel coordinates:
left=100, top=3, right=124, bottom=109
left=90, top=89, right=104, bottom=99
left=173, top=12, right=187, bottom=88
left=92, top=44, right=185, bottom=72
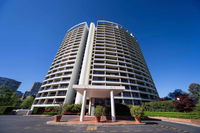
left=0, top=115, right=199, bottom=133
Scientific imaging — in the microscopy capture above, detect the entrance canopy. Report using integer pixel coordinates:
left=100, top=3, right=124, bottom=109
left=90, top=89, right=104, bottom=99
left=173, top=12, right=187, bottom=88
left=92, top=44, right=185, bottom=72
left=73, top=85, right=125, bottom=122
left=73, top=85, right=125, bottom=98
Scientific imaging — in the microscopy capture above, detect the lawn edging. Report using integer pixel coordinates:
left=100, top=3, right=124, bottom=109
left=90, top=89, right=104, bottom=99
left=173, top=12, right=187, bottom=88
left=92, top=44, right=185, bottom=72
left=149, top=116, right=200, bottom=127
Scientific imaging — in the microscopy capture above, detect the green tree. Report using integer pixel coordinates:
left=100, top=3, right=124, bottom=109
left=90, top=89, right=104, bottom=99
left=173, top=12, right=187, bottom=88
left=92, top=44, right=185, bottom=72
left=188, top=83, right=200, bottom=103
left=195, top=99, right=200, bottom=111
left=10, top=93, right=21, bottom=106
left=21, top=96, right=34, bottom=108
left=0, top=85, right=20, bottom=106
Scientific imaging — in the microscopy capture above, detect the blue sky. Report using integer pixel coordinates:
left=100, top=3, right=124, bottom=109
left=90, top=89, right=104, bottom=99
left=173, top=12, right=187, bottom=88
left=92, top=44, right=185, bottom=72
left=0, top=0, right=199, bottom=97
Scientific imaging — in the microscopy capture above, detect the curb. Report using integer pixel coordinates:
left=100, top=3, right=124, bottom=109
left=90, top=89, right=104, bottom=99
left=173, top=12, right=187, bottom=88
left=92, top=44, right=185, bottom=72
left=24, top=115, right=52, bottom=117
left=161, top=119, right=200, bottom=128
left=149, top=117, right=200, bottom=127
left=46, top=121, right=146, bottom=126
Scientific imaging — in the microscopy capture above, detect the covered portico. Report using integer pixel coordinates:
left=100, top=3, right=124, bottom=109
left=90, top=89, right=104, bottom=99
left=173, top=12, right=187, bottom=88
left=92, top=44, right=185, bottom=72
left=73, top=85, right=125, bottom=122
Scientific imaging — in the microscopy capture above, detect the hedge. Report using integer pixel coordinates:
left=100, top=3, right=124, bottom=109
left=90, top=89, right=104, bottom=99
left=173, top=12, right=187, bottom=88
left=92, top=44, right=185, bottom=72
left=63, top=104, right=81, bottom=113
left=32, top=107, right=45, bottom=114
left=42, top=111, right=58, bottom=115
left=145, top=111, right=200, bottom=119
left=142, top=100, right=177, bottom=112
left=32, top=104, right=82, bottom=115
left=0, top=106, right=15, bottom=115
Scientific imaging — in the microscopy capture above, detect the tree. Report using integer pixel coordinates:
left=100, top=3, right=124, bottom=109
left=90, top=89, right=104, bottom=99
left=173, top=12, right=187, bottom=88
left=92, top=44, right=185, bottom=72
left=188, top=83, right=200, bottom=103
left=173, top=95, right=195, bottom=112
left=21, top=96, right=34, bottom=108
left=195, top=99, right=200, bottom=111
left=168, top=89, right=187, bottom=100
left=9, top=93, right=21, bottom=106
left=0, top=85, right=20, bottom=106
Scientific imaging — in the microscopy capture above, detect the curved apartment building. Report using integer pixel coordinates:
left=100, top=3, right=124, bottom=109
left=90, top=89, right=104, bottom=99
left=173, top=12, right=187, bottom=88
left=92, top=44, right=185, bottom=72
left=32, top=20, right=158, bottom=109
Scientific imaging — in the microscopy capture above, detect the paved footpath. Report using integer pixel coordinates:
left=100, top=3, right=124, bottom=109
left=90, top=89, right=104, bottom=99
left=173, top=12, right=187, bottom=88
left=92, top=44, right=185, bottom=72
left=0, top=115, right=199, bottom=133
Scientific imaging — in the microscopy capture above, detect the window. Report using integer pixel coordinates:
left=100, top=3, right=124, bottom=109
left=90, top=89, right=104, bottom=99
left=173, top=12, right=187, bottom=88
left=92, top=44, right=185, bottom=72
left=106, top=78, right=119, bottom=82
left=93, top=71, right=104, bottom=74
left=130, top=80, right=135, bottom=83
left=130, top=86, right=137, bottom=90
left=121, top=78, right=128, bottom=83
left=120, top=73, right=127, bottom=77
left=57, top=91, right=67, bottom=96
left=132, top=93, right=139, bottom=97
left=123, top=92, right=131, bottom=97
left=60, top=84, right=68, bottom=88
left=94, top=60, right=104, bottom=63
left=134, top=100, right=141, bottom=105
left=93, top=77, right=105, bottom=81
left=123, top=85, right=129, bottom=90
left=94, top=65, right=104, bottom=69
left=120, top=67, right=126, bottom=71
left=124, top=99, right=132, bottom=104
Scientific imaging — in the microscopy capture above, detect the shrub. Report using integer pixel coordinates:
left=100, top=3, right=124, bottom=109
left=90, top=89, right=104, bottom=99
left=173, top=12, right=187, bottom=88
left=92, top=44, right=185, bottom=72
left=45, top=107, right=56, bottom=111
left=130, top=106, right=144, bottom=118
left=43, top=111, right=58, bottom=115
left=63, top=104, right=73, bottom=112
left=32, top=104, right=82, bottom=115
left=143, top=100, right=176, bottom=112
left=71, top=104, right=81, bottom=112
left=0, top=106, right=15, bottom=115
left=63, top=104, right=81, bottom=113
left=43, top=107, right=58, bottom=115
left=173, top=95, right=195, bottom=112
left=54, top=104, right=65, bottom=115
left=32, top=107, right=45, bottom=114
left=94, top=105, right=104, bottom=117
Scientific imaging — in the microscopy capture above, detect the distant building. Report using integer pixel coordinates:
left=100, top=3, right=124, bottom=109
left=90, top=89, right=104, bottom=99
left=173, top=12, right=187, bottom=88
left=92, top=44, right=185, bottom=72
left=23, top=82, right=42, bottom=98
left=0, top=77, right=21, bottom=91
left=29, top=82, right=42, bottom=96
left=16, top=91, right=23, bottom=97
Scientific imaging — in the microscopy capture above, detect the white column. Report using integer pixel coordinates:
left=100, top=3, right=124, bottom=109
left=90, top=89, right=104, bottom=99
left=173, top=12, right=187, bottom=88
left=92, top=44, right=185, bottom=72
left=80, top=90, right=87, bottom=122
left=30, top=105, right=34, bottom=111
left=91, top=98, right=95, bottom=116
left=88, top=98, right=92, bottom=115
left=75, top=92, right=82, bottom=104
left=110, top=90, right=116, bottom=122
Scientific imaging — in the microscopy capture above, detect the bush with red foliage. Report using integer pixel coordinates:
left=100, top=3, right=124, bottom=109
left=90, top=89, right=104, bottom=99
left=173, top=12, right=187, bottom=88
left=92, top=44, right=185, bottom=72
left=173, top=95, right=195, bottom=112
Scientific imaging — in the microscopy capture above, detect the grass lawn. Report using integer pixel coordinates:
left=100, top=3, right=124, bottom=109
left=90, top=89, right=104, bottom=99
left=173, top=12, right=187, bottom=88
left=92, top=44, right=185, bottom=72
left=144, top=112, right=200, bottom=119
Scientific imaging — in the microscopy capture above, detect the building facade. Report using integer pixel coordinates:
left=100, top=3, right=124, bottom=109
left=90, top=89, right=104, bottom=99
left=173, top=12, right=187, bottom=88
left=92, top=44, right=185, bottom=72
left=23, top=82, right=42, bottom=98
left=0, top=77, right=21, bottom=91
left=16, top=91, right=23, bottom=97
left=32, top=20, right=158, bottom=109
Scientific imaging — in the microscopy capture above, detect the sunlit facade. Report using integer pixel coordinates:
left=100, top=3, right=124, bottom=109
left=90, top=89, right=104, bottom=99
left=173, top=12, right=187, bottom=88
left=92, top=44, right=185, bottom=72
left=32, top=20, right=158, bottom=109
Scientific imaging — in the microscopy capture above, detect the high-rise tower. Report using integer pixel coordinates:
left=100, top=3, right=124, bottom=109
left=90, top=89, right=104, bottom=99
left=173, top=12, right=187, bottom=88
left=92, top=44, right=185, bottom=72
left=32, top=20, right=158, bottom=109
